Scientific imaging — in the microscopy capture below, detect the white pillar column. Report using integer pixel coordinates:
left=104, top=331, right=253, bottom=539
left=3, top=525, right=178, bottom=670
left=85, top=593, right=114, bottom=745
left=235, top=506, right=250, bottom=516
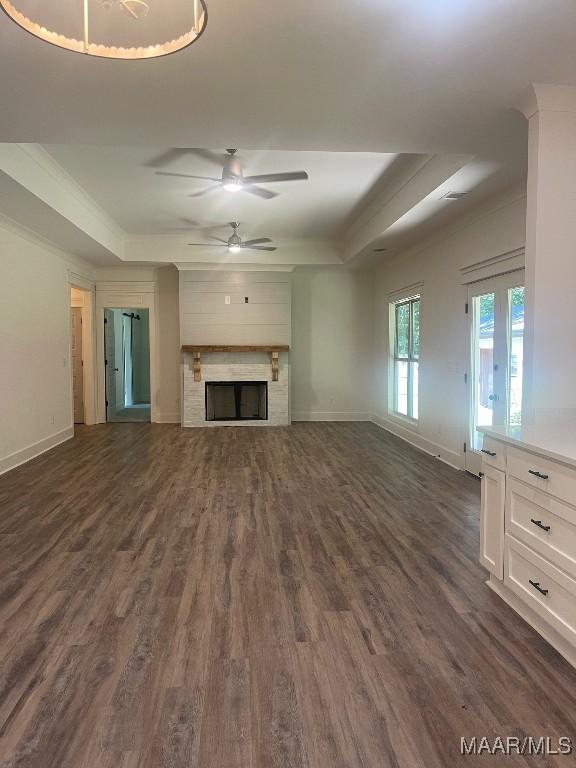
left=518, top=84, right=576, bottom=425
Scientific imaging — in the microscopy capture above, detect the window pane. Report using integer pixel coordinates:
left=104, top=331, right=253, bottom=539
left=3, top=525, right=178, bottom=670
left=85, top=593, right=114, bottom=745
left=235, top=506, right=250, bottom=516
left=395, top=360, right=409, bottom=416
left=411, top=300, right=420, bottom=359
left=411, top=361, right=419, bottom=419
left=508, top=286, right=524, bottom=426
left=472, top=292, right=495, bottom=450
left=396, top=303, right=410, bottom=357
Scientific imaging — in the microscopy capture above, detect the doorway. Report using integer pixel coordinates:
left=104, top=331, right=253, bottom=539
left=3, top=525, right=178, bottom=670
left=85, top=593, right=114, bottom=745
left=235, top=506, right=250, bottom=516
left=71, top=306, right=84, bottom=423
left=104, top=308, right=151, bottom=423
left=70, top=284, right=96, bottom=426
left=466, top=270, right=525, bottom=474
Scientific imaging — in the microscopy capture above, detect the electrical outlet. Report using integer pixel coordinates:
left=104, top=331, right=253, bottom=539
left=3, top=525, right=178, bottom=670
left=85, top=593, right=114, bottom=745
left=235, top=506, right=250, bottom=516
left=225, top=295, right=231, bottom=305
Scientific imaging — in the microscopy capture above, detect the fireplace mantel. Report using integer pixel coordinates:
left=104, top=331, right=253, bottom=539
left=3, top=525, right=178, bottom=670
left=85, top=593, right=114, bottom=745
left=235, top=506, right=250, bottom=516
left=181, top=345, right=289, bottom=382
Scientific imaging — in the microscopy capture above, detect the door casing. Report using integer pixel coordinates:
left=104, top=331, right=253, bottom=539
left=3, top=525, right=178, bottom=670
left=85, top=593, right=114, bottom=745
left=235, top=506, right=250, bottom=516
left=465, top=269, right=525, bottom=475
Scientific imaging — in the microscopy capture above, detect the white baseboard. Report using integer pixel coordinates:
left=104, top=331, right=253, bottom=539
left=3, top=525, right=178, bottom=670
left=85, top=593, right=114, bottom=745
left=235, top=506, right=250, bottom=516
left=292, top=411, right=371, bottom=422
left=487, top=576, right=576, bottom=670
left=0, top=426, right=74, bottom=476
left=154, top=412, right=181, bottom=424
left=371, top=412, right=463, bottom=470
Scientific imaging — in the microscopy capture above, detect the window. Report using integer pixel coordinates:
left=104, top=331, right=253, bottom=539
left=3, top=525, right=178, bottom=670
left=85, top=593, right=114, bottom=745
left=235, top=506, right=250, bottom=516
left=392, top=295, right=420, bottom=419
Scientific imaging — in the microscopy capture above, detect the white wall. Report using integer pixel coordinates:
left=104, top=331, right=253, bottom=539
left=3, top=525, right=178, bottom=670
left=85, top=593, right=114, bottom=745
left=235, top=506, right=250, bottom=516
left=371, top=190, right=527, bottom=468
left=0, top=223, right=94, bottom=474
left=156, top=266, right=180, bottom=422
left=291, top=267, right=373, bottom=421
left=179, top=269, right=291, bottom=346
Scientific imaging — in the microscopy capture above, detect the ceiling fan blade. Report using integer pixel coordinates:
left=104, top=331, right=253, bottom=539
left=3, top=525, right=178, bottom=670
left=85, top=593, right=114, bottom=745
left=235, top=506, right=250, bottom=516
left=242, top=185, right=278, bottom=200
left=145, top=149, right=192, bottom=168
left=187, top=243, right=227, bottom=247
left=242, top=237, right=273, bottom=247
left=243, top=171, right=309, bottom=184
left=146, top=148, right=227, bottom=169
left=155, top=171, right=220, bottom=181
left=207, top=236, right=229, bottom=244
left=242, top=245, right=277, bottom=252
left=186, top=148, right=229, bottom=166
left=188, top=186, right=219, bottom=198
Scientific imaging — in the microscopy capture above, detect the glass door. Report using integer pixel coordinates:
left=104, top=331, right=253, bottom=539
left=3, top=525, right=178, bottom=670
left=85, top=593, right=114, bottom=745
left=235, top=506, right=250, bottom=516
left=466, top=271, right=525, bottom=475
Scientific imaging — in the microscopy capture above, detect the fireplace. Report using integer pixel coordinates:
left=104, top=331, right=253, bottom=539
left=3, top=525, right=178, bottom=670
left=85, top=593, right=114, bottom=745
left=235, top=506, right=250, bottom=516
left=206, top=381, right=268, bottom=422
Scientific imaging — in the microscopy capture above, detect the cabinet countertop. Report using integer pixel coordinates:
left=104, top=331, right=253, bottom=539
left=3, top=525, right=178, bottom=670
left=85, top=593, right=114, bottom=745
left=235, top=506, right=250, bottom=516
left=479, top=424, right=576, bottom=468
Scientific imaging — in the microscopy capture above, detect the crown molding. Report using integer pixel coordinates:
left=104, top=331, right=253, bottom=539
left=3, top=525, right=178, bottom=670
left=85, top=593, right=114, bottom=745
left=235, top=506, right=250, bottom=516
left=174, top=262, right=296, bottom=272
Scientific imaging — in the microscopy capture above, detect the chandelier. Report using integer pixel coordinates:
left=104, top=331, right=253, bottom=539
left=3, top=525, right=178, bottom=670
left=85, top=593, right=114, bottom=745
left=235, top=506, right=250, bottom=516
left=0, top=0, right=208, bottom=59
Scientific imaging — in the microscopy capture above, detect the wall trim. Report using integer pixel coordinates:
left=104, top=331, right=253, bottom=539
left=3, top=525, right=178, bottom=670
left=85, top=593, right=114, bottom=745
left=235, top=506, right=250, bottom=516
left=175, top=263, right=297, bottom=272
left=371, top=412, right=463, bottom=470
left=292, top=411, right=371, bottom=422
left=96, top=281, right=155, bottom=294
left=68, top=269, right=96, bottom=292
left=386, top=281, right=424, bottom=301
left=0, top=426, right=74, bottom=477
left=460, top=247, right=525, bottom=284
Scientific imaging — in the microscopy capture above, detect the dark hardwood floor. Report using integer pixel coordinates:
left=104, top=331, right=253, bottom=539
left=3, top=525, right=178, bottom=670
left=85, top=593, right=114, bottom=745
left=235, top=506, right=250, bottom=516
left=1, top=422, right=575, bottom=767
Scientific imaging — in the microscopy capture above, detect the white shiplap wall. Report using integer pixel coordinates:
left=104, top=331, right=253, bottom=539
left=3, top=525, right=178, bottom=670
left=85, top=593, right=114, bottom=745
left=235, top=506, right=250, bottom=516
left=179, top=270, right=291, bottom=346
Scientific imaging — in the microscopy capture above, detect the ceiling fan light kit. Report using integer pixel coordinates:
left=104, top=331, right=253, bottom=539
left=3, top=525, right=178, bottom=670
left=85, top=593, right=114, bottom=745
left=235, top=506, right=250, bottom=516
left=188, top=222, right=278, bottom=254
left=0, top=0, right=208, bottom=59
left=155, top=148, right=309, bottom=199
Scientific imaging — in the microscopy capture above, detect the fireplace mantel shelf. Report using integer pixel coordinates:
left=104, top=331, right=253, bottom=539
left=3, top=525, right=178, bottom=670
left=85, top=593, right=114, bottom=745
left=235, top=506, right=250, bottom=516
left=182, top=345, right=289, bottom=382
left=182, top=345, right=289, bottom=353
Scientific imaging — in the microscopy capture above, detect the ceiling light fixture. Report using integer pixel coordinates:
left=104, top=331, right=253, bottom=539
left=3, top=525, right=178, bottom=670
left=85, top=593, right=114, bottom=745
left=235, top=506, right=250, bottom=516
left=223, top=181, right=243, bottom=193
left=0, top=0, right=208, bottom=59
left=228, top=245, right=241, bottom=254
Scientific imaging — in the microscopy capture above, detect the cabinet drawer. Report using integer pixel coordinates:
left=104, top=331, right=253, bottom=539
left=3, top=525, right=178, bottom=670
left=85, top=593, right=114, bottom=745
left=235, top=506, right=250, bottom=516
left=506, top=478, right=576, bottom=580
left=507, top=446, right=576, bottom=506
left=480, top=436, right=506, bottom=472
left=505, top=535, right=576, bottom=647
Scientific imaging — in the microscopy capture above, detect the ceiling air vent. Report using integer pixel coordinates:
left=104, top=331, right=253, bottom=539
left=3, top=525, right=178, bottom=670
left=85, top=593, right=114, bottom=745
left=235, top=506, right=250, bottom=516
left=442, top=191, right=468, bottom=200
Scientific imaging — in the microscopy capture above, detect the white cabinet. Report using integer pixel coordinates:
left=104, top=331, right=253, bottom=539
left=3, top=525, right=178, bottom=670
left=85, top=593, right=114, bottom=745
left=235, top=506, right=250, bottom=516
left=480, top=464, right=505, bottom=579
left=479, top=426, right=576, bottom=668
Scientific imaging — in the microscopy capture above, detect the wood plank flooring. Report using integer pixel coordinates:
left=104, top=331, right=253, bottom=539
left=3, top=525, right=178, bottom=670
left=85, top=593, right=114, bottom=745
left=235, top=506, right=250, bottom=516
left=1, top=422, right=575, bottom=767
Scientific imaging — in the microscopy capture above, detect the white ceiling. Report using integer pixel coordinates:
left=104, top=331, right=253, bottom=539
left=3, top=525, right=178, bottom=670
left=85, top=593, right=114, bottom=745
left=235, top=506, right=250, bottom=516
left=3, top=0, right=574, bottom=158
left=3, top=0, right=574, bottom=264
left=42, top=146, right=400, bottom=240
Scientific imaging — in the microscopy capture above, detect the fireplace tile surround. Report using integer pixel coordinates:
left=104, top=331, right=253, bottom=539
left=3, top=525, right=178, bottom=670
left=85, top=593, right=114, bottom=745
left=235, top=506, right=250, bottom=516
left=182, top=349, right=290, bottom=427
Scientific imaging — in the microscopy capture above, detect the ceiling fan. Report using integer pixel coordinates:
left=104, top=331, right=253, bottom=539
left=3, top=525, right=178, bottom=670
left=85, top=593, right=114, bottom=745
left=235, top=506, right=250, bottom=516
left=188, top=222, right=277, bottom=253
left=152, top=148, right=309, bottom=199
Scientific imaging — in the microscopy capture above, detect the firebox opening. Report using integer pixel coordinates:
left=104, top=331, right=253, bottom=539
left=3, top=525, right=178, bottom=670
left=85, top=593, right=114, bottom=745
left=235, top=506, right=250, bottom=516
left=206, top=381, right=268, bottom=422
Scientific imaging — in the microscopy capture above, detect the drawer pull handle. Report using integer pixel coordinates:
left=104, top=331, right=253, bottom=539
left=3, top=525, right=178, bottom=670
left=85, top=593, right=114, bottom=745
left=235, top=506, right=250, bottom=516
left=529, top=580, right=549, bottom=596
left=531, top=518, right=551, bottom=532
left=528, top=469, right=549, bottom=480
left=481, top=449, right=497, bottom=457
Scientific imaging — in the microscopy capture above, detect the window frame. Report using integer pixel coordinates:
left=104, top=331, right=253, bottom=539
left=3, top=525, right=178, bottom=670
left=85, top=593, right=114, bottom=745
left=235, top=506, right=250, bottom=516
left=392, top=294, right=420, bottom=421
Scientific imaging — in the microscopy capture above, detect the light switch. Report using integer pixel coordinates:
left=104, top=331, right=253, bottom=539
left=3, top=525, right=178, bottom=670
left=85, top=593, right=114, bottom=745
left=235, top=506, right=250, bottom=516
left=225, top=295, right=231, bottom=305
